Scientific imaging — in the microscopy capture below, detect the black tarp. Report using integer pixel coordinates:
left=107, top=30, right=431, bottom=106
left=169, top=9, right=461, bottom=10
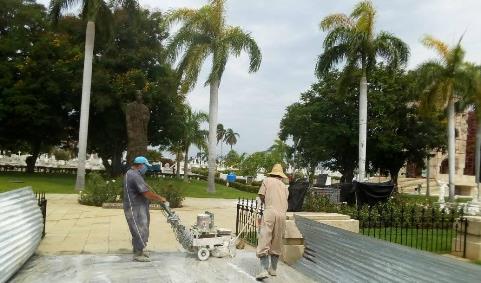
left=337, top=181, right=394, bottom=206
left=339, top=183, right=356, bottom=205
left=287, top=181, right=310, bottom=212
left=353, top=181, right=394, bottom=206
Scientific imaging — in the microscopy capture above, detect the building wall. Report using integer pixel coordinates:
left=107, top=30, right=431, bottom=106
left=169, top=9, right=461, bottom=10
left=464, top=111, right=477, bottom=175
left=429, top=111, right=471, bottom=180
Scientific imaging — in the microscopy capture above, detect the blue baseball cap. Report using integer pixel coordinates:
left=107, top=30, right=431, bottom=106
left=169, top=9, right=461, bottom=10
left=133, top=156, right=151, bottom=166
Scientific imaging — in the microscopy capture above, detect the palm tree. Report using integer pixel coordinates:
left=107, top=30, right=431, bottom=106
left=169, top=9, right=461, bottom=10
left=216, top=123, right=226, bottom=166
left=182, top=108, right=208, bottom=182
left=166, top=0, right=262, bottom=193
left=224, top=128, right=239, bottom=150
left=49, top=0, right=138, bottom=190
left=316, top=0, right=409, bottom=181
left=418, top=35, right=473, bottom=201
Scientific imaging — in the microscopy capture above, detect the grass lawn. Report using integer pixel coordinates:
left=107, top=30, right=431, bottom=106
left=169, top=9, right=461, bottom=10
left=0, top=172, right=256, bottom=199
left=361, top=227, right=456, bottom=254
left=0, top=172, right=76, bottom=194
left=148, top=176, right=256, bottom=199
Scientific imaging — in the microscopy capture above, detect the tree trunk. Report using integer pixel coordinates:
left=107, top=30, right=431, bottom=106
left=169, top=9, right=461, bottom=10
left=475, top=118, right=481, bottom=202
left=183, top=145, right=189, bottom=182
left=447, top=97, right=456, bottom=202
left=341, top=169, right=354, bottom=184
left=110, top=149, right=123, bottom=176
left=358, top=71, right=368, bottom=181
left=75, top=21, right=95, bottom=191
left=26, top=144, right=40, bottom=174
left=389, top=167, right=401, bottom=193
left=100, top=148, right=123, bottom=178
left=101, top=157, right=112, bottom=176
left=176, top=151, right=181, bottom=179
left=207, top=80, right=220, bottom=193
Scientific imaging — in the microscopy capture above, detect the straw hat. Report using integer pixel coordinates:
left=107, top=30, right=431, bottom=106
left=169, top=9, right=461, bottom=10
left=268, top=164, right=288, bottom=179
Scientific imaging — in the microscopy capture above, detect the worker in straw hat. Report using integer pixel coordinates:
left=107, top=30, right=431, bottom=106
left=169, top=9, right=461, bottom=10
left=256, top=163, right=289, bottom=280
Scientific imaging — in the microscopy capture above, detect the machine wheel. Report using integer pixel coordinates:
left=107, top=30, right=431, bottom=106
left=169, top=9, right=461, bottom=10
left=197, top=247, right=210, bottom=261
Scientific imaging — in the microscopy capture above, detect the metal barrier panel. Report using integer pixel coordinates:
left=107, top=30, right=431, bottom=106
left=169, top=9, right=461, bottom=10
left=294, top=215, right=481, bottom=283
left=0, top=187, right=44, bottom=283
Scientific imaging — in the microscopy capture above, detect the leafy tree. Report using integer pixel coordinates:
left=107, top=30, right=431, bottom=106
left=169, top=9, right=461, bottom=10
left=316, top=0, right=409, bottom=181
left=145, top=149, right=162, bottom=163
left=224, top=149, right=245, bottom=168
left=281, top=71, right=354, bottom=182
left=166, top=0, right=262, bottom=193
left=417, top=35, right=474, bottom=201
left=224, top=128, right=240, bottom=150
left=49, top=0, right=131, bottom=189
left=281, top=66, right=445, bottom=185
left=85, top=8, right=182, bottom=177
left=367, top=66, right=445, bottom=188
left=0, top=0, right=82, bottom=173
left=239, top=151, right=269, bottom=177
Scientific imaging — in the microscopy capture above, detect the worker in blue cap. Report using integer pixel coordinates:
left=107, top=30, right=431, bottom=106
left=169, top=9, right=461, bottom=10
left=123, top=156, right=166, bottom=262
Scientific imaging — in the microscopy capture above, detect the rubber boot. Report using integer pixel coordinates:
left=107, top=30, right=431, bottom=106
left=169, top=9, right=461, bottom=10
left=269, top=255, right=279, bottom=276
left=256, top=256, right=269, bottom=280
left=133, top=250, right=151, bottom=262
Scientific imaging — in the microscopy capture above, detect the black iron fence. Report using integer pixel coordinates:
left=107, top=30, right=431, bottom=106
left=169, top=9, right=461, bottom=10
left=354, top=204, right=468, bottom=257
left=236, top=198, right=263, bottom=246
left=235, top=197, right=468, bottom=258
left=35, top=191, right=47, bottom=238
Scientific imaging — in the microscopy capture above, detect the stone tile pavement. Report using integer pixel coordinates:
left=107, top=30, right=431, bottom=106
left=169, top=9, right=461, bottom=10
left=39, top=194, right=239, bottom=255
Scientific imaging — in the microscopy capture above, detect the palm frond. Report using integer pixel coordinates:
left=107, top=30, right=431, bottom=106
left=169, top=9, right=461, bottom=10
left=177, top=43, right=210, bottom=94
left=422, top=35, right=449, bottom=61
left=351, top=0, right=376, bottom=36
left=446, top=42, right=466, bottom=74
left=166, top=26, right=212, bottom=63
left=166, top=8, right=199, bottom=25
left=323, top=26, right=353, bottom=49
left=320, top=13, right=353, bottom=31
left=223, top=26, right=262, bottom=72
left=208, top=45, right=229, bottom=84
left=374, top=31, right=409, bottom=69
left=315, top=43, right=351, bottom=77
left=49, top=0, right=82, bottom=23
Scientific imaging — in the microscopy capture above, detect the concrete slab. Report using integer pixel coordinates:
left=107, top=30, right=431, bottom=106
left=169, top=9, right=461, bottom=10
left=11, top=251, right=314, bottom=283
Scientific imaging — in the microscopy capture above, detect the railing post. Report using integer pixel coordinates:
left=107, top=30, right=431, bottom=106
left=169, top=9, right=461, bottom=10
left=236, top=197, right=240, bottom=236
left=463, top=218, right=468, bottom=258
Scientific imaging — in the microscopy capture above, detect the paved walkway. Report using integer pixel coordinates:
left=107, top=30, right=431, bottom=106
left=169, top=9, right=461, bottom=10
left=39, top=194, right=239, bottom=255
left=12, top=251, right=314, bottom=283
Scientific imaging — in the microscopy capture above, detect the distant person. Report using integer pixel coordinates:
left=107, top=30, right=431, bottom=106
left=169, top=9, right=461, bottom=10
left=123, top=156, right=166, bottom=262
left=256, top=164, right=289, bottom=280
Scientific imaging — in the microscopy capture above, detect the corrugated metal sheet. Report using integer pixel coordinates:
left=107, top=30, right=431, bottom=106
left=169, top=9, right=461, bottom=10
left=0, top=187, right=43, bottom=283
left=294, top=215, right=481, bottom=283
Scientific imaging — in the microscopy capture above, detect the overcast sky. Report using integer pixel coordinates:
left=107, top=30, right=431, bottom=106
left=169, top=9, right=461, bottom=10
left=38, top=0, right=481, bottom=155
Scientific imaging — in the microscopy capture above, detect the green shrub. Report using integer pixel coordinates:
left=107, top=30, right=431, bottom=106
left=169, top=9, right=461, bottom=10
left=79, top=173, right=122, bottom=206
left=149, top=180, right=185, bottom=208
left=191, top=167, right=220, bottom=177
left=227, top=180, right=259, bottom=194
